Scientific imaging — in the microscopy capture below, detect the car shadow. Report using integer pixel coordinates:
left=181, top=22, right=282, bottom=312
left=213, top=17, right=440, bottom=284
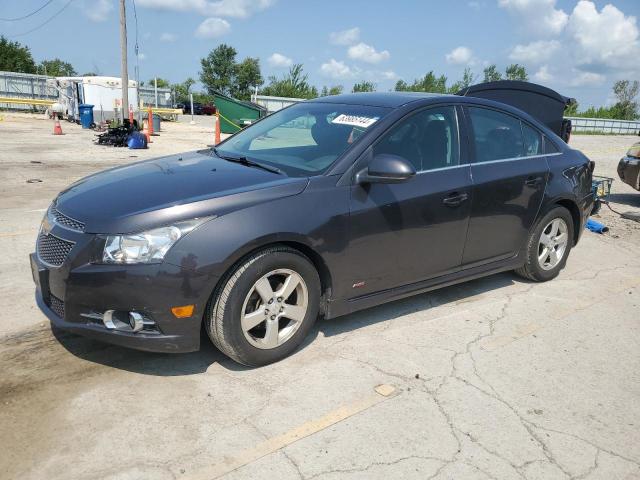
left=53, top=272, right=520, bottom=376
left=608, top=192, right=640, bottom=209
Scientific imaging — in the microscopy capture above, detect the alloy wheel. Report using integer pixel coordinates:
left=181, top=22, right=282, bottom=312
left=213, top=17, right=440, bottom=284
left=538, top=218, right=569, bottom=271
left=240, top=269, right=309, bottom=349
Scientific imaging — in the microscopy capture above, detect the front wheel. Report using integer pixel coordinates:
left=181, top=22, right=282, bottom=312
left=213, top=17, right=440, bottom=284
left=515, top=206, right=574, bottom=282
left=205, top=246, right=321, bottom=366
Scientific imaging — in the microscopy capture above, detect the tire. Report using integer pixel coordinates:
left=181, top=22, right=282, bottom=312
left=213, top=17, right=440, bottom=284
left=205, top=246, right=321, bottom=366
left=515, top=206, right=574, bottom=282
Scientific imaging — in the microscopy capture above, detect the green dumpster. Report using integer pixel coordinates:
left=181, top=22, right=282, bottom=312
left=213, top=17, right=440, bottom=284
left=213, top=92, right=266, bottom=134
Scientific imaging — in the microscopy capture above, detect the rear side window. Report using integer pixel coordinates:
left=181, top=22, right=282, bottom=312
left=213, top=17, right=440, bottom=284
left=544, top=137, right=560, bottom=154
left=522, top=123, right=543, bottom=156
left=468, top=107, right=524, bottom=162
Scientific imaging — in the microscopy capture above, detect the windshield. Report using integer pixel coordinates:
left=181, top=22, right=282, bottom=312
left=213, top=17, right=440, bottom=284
left=215, top=102, right=391, bottom=177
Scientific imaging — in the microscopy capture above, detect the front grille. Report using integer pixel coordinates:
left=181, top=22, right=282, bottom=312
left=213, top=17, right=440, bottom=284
left=49, top=295, right=65, bottom=318
left=37, top=233, right=74, bottom=267
left=51, top=206, right=85, bottom=232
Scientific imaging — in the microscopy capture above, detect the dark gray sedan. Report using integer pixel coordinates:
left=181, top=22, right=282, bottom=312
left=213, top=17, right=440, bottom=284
left=31, top=91, right=594, bottom=366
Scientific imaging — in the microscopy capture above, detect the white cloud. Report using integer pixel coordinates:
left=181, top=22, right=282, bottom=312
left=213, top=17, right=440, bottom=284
left=84, top=0, right=112, bottom=22
left=498, top=0, right=568, bottom=35
left=195, top=17, right=231, bottom=38
left=320, top=59, right=353, bottom=79
left=138, top=53, right=147, bottom=61
left=137, top=0, right=274, bottom=18
left=329, top=27, right=360, bottom=46
left=445, top=46, right=473, bottom=65
left=268, top=53, right=293, bottom=68
left=509, top=40, right=560, bottom=64
left=160, top=32, right=177, bottom=42
left=567, top=1, right=640, bottom=70
left=347, top=42, right=390, bottom=64
left=533, top=65, right=552, bottom=82
left=570, top=71, right=606, bottom=87
left=381, top=70, right=398, bottom=80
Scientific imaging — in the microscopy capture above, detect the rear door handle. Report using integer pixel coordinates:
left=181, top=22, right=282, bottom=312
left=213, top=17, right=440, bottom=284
left=442, top=192, right=469, bottom=207
left=525, top=176, right=543, bottom=187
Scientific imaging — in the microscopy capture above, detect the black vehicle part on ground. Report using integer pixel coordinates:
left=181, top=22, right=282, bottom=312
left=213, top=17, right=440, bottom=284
left=95, top=119, right=139, bottom=147
left=458, top=80, right=575, bottom=142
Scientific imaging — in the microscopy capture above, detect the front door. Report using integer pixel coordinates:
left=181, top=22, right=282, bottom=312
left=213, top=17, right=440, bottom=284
left=347, top=105, right=472, bottom=297
left=461, top=106, right=549, bottom=266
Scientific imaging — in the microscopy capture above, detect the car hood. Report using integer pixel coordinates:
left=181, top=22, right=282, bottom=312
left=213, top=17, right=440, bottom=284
left=55, top=150, right=309, bottom=233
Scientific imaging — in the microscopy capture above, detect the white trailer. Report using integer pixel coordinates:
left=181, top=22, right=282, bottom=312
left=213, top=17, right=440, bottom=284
left=49, top=76, right=139, bottom=122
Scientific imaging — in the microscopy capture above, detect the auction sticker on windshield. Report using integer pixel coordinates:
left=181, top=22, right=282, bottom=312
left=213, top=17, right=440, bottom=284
left=331, top=114, right=379, bottom=128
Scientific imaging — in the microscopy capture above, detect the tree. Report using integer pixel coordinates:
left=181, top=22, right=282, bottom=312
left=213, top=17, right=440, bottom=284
left=173, top=77, right=196, bottom=104
left=0, top=36, right=36, bottom=73
left=352, top=81, right=375, bottom=93
left=39, top=58, right=76, bottom=77
left=612, top=80, right=639, bottom=120
left=395, top=72, right=447, bottom=93
left=505, top=64, right=528, bottom=81
left=147, top=78, right=170, bottom=88
left=260, top=64, right=318, bottom=99
left=200, top=44, right=238, bottom=96
left=321, top=85, right=344, bottom=96
left=483, top=64, right=502, bottom=83
left=232, top=57, right=263, bottom=101
left=448, top=67, right=477, bottom=93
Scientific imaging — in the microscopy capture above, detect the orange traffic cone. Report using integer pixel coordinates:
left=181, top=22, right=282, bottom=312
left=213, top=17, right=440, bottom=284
left=147, top=106, right=155, bottom=136
left=214, top=112, right=221, bottom=145
left=142, top=119, right=152, bottom=143
left=53, top=118, right=63, bottom=135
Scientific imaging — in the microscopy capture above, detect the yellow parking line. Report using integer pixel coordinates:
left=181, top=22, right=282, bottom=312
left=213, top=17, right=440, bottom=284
left=185, top=384, right=398, bottom=480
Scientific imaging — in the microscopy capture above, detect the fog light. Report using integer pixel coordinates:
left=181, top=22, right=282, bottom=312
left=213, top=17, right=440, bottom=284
left=171, top=304, right=195, bottom=318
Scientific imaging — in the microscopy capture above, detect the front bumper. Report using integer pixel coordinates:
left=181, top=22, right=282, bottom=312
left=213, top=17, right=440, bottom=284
left=31, top=234, right=217, bottom=353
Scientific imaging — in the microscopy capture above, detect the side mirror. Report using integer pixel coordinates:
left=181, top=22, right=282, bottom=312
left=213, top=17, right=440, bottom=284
left=356, top=154, right=416, bottom=184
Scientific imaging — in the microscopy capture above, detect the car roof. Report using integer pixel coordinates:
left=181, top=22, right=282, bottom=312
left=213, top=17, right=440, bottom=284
left=306, top=92, right=452, bottom=108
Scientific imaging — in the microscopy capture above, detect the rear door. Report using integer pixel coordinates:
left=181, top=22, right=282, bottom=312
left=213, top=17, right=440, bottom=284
left=461, top=106, right=549, bottom=266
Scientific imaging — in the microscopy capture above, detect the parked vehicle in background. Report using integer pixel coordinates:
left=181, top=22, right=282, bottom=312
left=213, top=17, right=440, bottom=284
left=177, top=102, right=216, bottom=116
left=201, top=104, right=217, bottom=116
left=618, top=143, right=640, bottom=191
left=31, top=89, right=594, bottom=366
left=178, top=102, right=204, bottom=115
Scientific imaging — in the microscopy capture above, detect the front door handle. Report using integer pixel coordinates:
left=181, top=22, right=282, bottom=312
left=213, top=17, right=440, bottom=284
left=525, top=176, right=543, bottom=187
left=442, top=192, right=469, bottom=207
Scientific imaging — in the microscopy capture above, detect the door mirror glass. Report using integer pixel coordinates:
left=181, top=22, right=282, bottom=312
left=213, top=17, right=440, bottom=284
left=356, top=154, right=416, bottom=184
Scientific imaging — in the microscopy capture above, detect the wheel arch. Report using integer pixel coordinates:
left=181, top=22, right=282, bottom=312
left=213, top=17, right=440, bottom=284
left=551, top=198, right=581, bottom=245
left=210, top=237, right=334, bottom=317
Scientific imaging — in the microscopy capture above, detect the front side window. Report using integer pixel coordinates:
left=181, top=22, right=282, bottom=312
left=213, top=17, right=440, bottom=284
left=468, top=107, right=524, bottom=162
left=216, top=103, right=390, bottom=177
left=373, top=106, right=460, bottom=172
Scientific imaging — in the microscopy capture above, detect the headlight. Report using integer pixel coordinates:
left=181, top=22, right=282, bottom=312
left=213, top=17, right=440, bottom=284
left=102, top=218, right=209, bottom=264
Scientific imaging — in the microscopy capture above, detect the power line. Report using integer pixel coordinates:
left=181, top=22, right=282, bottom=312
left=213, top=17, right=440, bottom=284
left=9, top=0, right=75, bottom=37
left=0, top=0, right=55, bottom=21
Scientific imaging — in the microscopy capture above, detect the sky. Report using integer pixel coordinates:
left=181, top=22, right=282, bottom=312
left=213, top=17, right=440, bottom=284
left=1, top=0, right=639, bottom=108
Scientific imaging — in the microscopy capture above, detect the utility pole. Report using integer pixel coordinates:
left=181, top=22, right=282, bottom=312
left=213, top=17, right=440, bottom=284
left=119, top=0, right=128, bottom=123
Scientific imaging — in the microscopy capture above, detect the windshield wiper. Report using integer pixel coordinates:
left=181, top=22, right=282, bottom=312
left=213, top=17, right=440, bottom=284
left=213, top=148, right=284, bottom=175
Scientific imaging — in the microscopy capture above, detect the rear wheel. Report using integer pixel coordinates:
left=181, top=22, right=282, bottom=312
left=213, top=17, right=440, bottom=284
left=205, top=246, right=320, bottom=366
left=515, top=206, right=574, bottom=282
